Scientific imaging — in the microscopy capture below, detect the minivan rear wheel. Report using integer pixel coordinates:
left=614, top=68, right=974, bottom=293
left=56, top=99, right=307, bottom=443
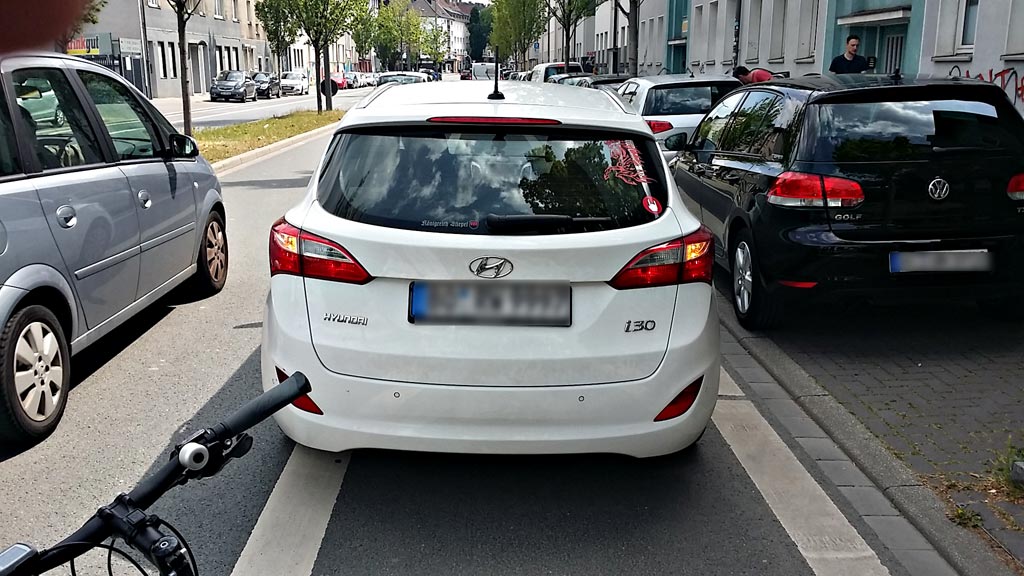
left=0, top=305, right=70, bottom=445
left=731, top=229, right=781, bottom=330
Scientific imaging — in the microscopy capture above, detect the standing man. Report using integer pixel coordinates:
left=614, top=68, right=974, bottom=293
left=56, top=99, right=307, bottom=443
left=829, top=35, right=870, bottom=74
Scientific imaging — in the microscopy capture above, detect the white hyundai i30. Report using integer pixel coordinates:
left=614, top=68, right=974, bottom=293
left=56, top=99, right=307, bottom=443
left=262, top=80, right=720, bottom=458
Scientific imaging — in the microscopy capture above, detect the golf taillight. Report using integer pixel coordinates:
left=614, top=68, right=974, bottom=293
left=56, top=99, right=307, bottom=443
left=609, top=226, right=714, bottom=290
left=269, top=218, right=372, bottom=284
left=276, top=367, right=323, bottom=415
left=646, top=120, right=674, bottom=134
left=1008, top=174, right=1024, bottom=200
left=654, top=377, right=703, bottom=422
left=767, top=172, right=864, bottom=208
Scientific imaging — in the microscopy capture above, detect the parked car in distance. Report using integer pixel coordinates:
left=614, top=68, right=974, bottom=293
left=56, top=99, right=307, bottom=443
left=254, top=72, right=281, bottom=99
left=13, top=77, right=65, bottom=127
left=460, top=69, right=472, bottom=80
left=360, top=73, right=377, bottom=87
left=574, top=74, right=632, bottom=90
left=547, top=72, right=591, bottom=84
left=0, top=53, right=229, bottom=446
left=329, top=72, right=349, bottom=90
left=263, top=80, right=720, bottom=458
left=211, top=70, right=257, bottom=102
left=280, top=71, right=308, bottom=95
left=529, top=62, right=585, bottom=82
left=471, top=62, right=497, bottom=80
left=377, top=71, right=430, bottom=85
left=618, top=75, right=741, bottom=162
left=667, top=74, right=1024, bottom=329
left=344, top=71, right=361, bottom=88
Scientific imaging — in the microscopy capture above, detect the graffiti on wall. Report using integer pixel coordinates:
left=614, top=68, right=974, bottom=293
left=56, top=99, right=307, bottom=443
left=948, top=65, right=1024, bottom=111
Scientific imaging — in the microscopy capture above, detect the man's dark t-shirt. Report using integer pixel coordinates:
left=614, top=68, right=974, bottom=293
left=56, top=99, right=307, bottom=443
left=829, top=54, right=869, bottom=74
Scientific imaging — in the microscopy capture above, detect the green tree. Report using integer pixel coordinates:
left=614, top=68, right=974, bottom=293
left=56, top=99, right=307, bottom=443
left=351, top=1, right=376, bottom=67
left=490, top=0, right=545, bottom=71
left=467, top=6, right=491, bottom=61
left=256, top=0, right=300, bottom=73
left=373, top=2, right=402, bottom=70
left=167, top=0, right=203, bottom=135
left=547, top=0, right=596, bottom=65
left=422, top=23, right=448, bottom=69
left=297, top=0, right=358, bottom=113
left=398, top=3, right=423, bottom=70
left=56, top=0, right=108, bottom=53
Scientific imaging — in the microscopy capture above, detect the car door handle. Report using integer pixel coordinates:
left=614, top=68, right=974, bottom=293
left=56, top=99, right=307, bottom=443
left=56, top=205, right=77, bottom=229
left=137, top=189, right=152, bottom=209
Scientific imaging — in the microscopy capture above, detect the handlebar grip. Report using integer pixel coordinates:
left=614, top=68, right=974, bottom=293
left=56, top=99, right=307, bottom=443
left=212, top=372, right=311, bottom=441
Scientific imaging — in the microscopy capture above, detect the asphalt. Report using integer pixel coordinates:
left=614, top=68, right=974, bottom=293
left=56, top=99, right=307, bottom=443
left=0, top=134, right=917, bottom=576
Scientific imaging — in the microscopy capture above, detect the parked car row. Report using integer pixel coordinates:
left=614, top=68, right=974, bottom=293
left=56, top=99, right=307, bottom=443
left=210, top=70, right=288, bottom=101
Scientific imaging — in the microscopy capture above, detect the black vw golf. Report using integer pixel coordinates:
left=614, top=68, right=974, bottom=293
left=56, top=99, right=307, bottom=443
left=667, top=75, right=1024, bottom=329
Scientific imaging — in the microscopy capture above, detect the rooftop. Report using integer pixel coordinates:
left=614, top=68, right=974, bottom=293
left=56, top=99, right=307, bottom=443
left=631, top=74, right=740, bottom=86
left=765, top=72, right=998, bottom=93
left=365, top=81, right=629, bottom=114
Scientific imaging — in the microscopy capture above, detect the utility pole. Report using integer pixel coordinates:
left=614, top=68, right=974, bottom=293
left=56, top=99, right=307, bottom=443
left=138, top=0, right=152, bottom=97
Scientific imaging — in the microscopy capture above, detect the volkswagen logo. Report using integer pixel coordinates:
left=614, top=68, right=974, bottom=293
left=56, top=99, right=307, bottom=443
left=928, top=177, right=951, bottom=201
left=469, top=256, right=513, bottom=279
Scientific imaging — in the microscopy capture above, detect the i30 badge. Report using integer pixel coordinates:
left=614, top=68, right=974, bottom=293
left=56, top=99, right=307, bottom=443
left=928, top=177, right=951, bottom=201
left=470, top=256, right=513, bottom=279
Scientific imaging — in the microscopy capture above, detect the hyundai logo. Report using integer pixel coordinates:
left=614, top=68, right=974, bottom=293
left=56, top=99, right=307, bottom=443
left=469, top=256, right=513, bottom=279
left=928, top=177, right=951, bottom=201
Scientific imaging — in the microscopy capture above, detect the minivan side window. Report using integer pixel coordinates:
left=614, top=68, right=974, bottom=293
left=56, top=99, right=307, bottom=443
left=12, top=68, right=104, bottom=171
left=77, top=71, right=161, bottom=161
left=0, top=82, right=22, bottom=177
left=721, top=91, right=783, bottom=157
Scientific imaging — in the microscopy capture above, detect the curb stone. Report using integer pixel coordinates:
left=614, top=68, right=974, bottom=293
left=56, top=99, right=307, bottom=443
left=719, top=308, right=1017, bottom=576
left=209, top=122, right=339, bottom=174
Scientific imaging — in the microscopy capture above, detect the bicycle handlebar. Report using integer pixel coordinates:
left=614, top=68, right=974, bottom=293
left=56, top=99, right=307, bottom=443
left=19, top=373, right=312, bottom=575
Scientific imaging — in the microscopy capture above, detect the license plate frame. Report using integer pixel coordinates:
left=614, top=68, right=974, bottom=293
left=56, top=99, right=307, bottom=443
left=408, top=282, right=572, bottom=327
left=889, top=250, right=993, bottom=273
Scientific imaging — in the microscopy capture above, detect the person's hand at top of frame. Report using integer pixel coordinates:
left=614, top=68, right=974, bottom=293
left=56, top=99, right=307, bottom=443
left=0, top=0, right=89, bottom=54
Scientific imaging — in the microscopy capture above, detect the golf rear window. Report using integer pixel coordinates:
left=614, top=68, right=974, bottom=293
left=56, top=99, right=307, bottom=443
left=317, top=128, right=667, bottom=235
left=805, top=98, right=1024, bottom=162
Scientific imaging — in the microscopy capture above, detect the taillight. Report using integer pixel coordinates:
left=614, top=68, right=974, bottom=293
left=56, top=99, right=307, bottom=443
left=269, top=217, right=372, bottom=284
left=767, top=172, right=864, bottom=208
left=276, top=367, right=323, bottom=415
left=609, top=226, right=714, bottom=290
left=1008, top=174, right=1024, bottom=200
left=646, top=120, right=674, bottom=134
left=655, top=377, right=703, bottom=422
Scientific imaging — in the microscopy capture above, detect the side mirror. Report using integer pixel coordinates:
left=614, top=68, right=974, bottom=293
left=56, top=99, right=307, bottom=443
left=664, top=134, right=692, bottom=152
left=15, top=85, right=42, bottom=100
left=168, top=133, right=199, bottom=159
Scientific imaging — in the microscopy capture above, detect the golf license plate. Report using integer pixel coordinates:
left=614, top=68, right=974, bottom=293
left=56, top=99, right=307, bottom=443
left=409, top=282, right=571, bottom=326
left=889, top=250, right=993, bottom=273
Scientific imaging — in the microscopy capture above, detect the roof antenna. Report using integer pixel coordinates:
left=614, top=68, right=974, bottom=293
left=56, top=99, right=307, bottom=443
left=488, top=45, right=504, bottom=100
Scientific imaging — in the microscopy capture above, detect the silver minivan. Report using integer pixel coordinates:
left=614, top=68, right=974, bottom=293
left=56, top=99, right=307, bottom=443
left=0, top=53, right=228, bottom=446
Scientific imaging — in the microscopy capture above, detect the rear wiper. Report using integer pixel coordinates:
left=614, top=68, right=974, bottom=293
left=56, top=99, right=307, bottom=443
left=485, top=214, right=613, bottom=234
left=931, top=145, right=1005, bottom=153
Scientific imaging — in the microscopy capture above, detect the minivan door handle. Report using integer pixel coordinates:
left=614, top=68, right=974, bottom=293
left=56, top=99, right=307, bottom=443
left=56, top=205, right=77, bottom=229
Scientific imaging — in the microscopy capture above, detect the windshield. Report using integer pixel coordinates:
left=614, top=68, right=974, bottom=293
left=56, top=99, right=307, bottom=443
left=254, top=74, right=269, bottom=82
left=379, top=75, right=422, bottom=85
left=317, top=128, right=667, bottom=235
left=283, top=72, right=302, bottom=80
left=217, top=71, right=243, bottom=82
left=645, top=83, right=736, bottom=116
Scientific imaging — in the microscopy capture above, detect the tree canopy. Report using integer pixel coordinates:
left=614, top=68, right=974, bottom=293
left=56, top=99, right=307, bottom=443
left=256, top=0, right=300, bottom=71
left=489, top=0, right=545, bottom=70
left=468, top=5, right=492, bottom=61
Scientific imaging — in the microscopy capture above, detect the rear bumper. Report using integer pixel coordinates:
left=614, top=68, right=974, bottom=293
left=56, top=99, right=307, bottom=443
left=754, top=222, right=1024, bottom=297
left=261, top=287, right=721, bottom=458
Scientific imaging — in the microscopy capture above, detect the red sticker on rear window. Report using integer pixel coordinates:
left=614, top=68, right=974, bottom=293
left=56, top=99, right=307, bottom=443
left=604, top=140, right=655, bottom=186
left=642, top=196, right=662, bottom=215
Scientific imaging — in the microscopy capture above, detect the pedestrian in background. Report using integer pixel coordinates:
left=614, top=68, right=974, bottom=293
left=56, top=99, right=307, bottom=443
left=733, top=66, right=773, bottom=84
left=1, top=0, right=89, bottom=53
left=829, top=35, right=870, bottom=74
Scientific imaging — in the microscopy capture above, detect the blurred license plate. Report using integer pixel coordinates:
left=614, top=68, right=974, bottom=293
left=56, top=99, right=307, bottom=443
left=409, top=282, right=571, bottom=326
left=889, top=250, right=992, bottom=273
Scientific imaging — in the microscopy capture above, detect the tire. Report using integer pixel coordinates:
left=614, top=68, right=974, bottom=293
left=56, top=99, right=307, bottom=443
left=0, top=305, right=70, bottom=446
left=731, top=228, right=782, bottom=330
left=977, top=296, right=1024, bottom=321
left=190, top=211, right=229, bottom=295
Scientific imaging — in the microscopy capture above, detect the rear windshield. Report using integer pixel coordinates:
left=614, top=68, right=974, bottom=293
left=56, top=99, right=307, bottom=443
left=379, top=75, right=421, bottom=85
left=317, top=129, right=667, bottom=235
left=805, top=98, right=1024, bottom=162
left=645, top=82, right=737, bottom=116
left=543, top=65, right=581, bottom=79
left=283, top=72, right=302, bottom=79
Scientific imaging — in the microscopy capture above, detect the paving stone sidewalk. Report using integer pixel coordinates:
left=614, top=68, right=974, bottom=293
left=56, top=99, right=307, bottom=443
left=763, top=297, right=1024, bottom=566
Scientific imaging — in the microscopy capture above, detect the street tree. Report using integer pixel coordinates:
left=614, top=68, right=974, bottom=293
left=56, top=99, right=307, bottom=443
left=167, top=0, right=203, bottom=136
left=422, top=23, right=448, bottom=71
left=256, top=0, right=300, bottom=73
left=467, top=5, right=492, bottom=61
left=398, top=2, right=423, bottom=70
left=297, top=0, right=357, bottom=113
left=489, top=0, right=545, bottom=71
left=351, top=1, right=376, bottom=67
left=546, top=0, right=596, bottom=65
left=625, top=0, right=641, bottom=76
left=373, top=0, right=401, bottom=70
left=55, top=0, right=108, bottom=53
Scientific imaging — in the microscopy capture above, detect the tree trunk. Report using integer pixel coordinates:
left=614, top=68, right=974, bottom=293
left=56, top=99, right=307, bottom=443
left=323, top=44, right=333, bottom=111
left=627, top=0, right=639, bottom=76
left=177, top=13, right=193, bottom=136
left=313, top=43, right=323, bottom=114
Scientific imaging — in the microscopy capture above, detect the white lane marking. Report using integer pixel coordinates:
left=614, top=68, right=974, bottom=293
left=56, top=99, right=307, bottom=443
left=713, top=400, right=891, bottom=576
left=718, top=367, right=744, bottom=397
left=229, top=446, right=350, bottom=576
